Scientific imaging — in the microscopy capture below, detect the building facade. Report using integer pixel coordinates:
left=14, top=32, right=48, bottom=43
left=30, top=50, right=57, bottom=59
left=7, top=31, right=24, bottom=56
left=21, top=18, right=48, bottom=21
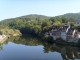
left=49, top=25, right=80, bottom=42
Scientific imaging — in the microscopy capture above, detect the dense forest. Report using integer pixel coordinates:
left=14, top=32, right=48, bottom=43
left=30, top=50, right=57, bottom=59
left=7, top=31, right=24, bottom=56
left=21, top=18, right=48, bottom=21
left=0, top=13, right=80, bottom=37
left=55, top=13, right=80, bottom=20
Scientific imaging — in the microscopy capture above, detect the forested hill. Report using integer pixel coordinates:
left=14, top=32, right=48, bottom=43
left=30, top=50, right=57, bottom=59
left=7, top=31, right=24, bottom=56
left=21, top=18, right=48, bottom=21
left=0, top=14, right=50, bottom=22
left=20, top=14, right=50, bottom=20
left=0, top=13, right=80, bottom=35
left=55, top=13, right=80, bottom=20
left=0, top=14, right=51, bottom=35
left=0, top=14, right=50, bottom=26
left=1, top=13, right=80, bottom=24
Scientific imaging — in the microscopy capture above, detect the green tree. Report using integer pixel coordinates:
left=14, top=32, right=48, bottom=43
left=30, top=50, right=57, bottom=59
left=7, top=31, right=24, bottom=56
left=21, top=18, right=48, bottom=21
left=49, top=17, right=57, bottom=22
left=70, top=22, right=74, bottom=27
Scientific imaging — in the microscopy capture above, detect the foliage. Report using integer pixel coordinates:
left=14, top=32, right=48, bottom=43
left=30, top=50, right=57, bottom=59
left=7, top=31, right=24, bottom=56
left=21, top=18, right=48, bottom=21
left=0, top=26, right=21, bottom=35
left=55, top=13, right=80, bottom=20
left=75, top=26, right=80, bottom=32
left=44, top=35, right=53, bottom=42
left=0, top=14, right=79, bottom=37
left=70, top=22, right=74, bottom=27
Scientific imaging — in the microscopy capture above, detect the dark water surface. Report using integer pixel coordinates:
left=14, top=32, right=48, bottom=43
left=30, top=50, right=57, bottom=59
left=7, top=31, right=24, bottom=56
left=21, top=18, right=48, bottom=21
left=0, top=35, right=80, bottom=60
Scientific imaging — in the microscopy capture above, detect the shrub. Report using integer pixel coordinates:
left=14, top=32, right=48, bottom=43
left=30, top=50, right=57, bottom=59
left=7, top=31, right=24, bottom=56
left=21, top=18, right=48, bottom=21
left=44, top=35, right=53, bottom=42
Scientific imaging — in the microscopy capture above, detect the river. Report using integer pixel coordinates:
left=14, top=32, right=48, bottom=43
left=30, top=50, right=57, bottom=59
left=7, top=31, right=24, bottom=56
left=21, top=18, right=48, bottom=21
left=0, top=35, right=80, bottom=60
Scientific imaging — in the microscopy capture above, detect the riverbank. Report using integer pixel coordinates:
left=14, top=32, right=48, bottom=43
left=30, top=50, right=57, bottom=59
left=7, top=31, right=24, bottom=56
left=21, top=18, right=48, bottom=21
left=0, top=33, right=22, bottom=44
left=42, top=35, right=80, bottom=47
left=0, top=35, right=7, bottom=44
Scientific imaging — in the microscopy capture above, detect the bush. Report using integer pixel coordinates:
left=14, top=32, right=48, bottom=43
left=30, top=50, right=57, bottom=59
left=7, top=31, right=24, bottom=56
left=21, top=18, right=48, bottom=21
left=44, top=35, right=53, bottom=42
left=0, top=28, right=21, bottom=35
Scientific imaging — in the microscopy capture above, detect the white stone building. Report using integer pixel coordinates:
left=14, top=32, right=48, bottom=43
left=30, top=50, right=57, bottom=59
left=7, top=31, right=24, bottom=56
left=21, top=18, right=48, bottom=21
left=49, top=25, right=80, bottom=43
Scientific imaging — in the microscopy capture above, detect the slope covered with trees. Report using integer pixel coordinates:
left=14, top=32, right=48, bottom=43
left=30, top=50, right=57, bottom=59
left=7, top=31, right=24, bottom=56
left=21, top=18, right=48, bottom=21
left=0, top=25, right=21, bottom=36
left=0, top=13, right=80, bottom=36
left=0, top=14, right=51, bottom=36
left=55, top=13, right=80, bottom=20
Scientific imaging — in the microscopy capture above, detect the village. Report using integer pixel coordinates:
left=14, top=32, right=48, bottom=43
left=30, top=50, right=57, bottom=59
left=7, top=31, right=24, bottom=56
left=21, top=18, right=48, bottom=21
left=49, top=20, right=80, bottom=43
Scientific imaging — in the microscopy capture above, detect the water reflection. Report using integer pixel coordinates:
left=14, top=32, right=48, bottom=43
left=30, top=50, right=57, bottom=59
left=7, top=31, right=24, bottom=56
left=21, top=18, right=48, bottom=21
left=0, top=35, right=80, bottom=60
left=46, top=44, right=80, bottom=60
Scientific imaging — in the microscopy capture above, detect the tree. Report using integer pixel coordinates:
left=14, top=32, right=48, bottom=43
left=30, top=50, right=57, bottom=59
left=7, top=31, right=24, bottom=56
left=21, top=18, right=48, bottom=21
left=49, top=17, right=57, bottom=22
left=70, top=22, right=74, bottom=27
left=62, top=18, right=67, bottom=23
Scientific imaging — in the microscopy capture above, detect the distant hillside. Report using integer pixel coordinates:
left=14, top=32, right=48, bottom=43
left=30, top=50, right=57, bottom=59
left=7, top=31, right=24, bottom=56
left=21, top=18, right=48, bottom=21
left=20, top=14, right=50, bottom=20
left=1, top=14, right=50, bottom=21
left=1, top=13, right=80, bottom=24
left=0, top=13, right=80, bottom=26
left=55, top=13, right=80, bottom=20
left=0, top=14, right=50, bottom=26
left=0, top=13, right=80, bottom=35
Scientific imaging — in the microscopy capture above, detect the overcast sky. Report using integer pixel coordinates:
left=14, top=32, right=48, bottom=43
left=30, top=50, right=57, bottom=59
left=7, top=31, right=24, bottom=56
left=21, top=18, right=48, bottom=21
left=0, top=0, right=80, bottom=20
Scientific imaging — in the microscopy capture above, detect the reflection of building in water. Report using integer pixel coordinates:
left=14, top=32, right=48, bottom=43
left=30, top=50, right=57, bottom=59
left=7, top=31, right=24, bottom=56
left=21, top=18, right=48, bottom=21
left=60, top=46, right=80, bottom=60
left=47, top=44, right=80, bottom=60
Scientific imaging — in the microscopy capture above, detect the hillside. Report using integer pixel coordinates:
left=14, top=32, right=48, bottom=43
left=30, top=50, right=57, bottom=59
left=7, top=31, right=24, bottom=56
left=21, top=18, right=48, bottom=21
left=0, top=14, right=50, bottom=26
left=1, top=13, right=80, bottom=25
left=20, top=14, right=50, bottom=20
left=0, top=25, right=21, bottom=36
left=0, top=13, right=80, bottom=35
left=55, top=13, right=80, bottom=20
left=0, top=14, right=51, bottom=34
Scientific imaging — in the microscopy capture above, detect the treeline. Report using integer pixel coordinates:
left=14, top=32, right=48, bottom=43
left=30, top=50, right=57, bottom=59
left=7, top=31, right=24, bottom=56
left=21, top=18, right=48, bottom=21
left=0, top=16, right=69, bottom=36
left=55, top=13, right=80, bottom=20
left=0, top=13, right=79, bottom=36
left=0, top=25, right=21, bottom=36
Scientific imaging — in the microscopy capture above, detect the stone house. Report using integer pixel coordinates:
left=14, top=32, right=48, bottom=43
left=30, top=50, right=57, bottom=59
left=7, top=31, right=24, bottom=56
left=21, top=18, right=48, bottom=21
left=49, top=25, right=80, bottom=42
left=49, top=28, right=61, bottom=40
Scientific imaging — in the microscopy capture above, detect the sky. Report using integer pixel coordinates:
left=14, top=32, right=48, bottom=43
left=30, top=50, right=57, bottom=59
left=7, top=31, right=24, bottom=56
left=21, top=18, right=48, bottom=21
left=0, top=0, right=80, bottom=20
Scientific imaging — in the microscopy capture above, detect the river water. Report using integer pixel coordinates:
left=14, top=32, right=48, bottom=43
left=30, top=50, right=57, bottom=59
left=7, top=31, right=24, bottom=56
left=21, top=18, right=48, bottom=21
left=0, top=35, right=80, bottom=60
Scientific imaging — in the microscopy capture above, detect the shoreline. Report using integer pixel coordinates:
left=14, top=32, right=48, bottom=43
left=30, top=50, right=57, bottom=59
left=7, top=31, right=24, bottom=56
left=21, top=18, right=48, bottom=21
left=0, top=35, right=7, bottom=44
left=0, top=34, right=21, bottom=44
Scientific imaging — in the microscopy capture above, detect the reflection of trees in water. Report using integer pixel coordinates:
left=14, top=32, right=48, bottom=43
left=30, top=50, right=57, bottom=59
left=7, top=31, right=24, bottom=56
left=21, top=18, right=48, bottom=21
left=12, top=35, right=43, bottom=46
left=1, top=35, right=80, bottom=60
left=0, top=35, right=43, bottom=50
left=5, top=35, right=43, bottom=46
left=0, top=36, right=18, bottom=50
left=0, top=45, right=2, bottom=50
left=43, top=44, right=80, bottom=60
left=43, top=43, right=51, bottom=53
